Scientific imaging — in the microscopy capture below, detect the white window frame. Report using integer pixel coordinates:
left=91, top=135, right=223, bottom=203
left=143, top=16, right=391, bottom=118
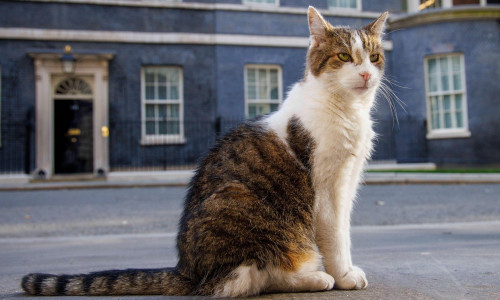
left=140, top=66, right=185, bottom=145
left=243, top=0, right=279, bottom=7
left=327, top=0, right=362, bottom=11
left=244, top=64, right=283, bottom=119
left=424, top=53, right=471, bottom=139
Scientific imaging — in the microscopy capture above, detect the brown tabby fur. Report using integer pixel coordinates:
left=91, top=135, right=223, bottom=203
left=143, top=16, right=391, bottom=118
left=22, top=117, right=317, bottom=296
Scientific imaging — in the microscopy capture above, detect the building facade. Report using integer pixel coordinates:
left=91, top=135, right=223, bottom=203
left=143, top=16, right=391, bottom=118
left=0, top=0, right=499, bottom=178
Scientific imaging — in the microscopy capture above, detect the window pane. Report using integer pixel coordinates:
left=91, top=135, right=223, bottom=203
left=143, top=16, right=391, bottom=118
left=441, top=75, right=449, bottom=91
left=453, top=74, right=462, bottom=91
left=248, top=104, right=257, bottom=119
left=430, top=96, right=438, bottom=114
left=157, top=69, right=167, bottom=83
left=258, top=69, right=267, bottom=96
left=443, top=95, right=451, bottom=111
left=167, top=68, right=179, bottom=84
left=247, top=85, right=257, bottom=100
left=269, top=69, right=279, bottom=100
left=247, top=69, right=256, bottom=84
left=258, top=69, right=267, bottom=82
left=444, top=112, right=452, bottom=128
left=452, top=56, right=461, bottom=72
left=420, top=0, right=442, bottom=10
left=145, top=85, right=155, bottom=100
left=270, top=103, right=279, bottom=113
left=158, top=105, right=167, bottom=119
left=455, top=94, right=463, bottom=110
left=145, top=70, right=155, bottom=84
left=328, top=0, right=338, bottom=6
left=270, top=69, right=278, bottom=84
left=439, top=57, right=448, bottom=72
left=439, top=57, right=449, bottom=91
left=432, top=112, right=440, bottom=129
left=158, top=85, right=167, bottom=100
left=158, top=121, right=167, bottom=135
left=170, top=86, right=179, bottom=99
left=146, top=121, right=156, bottom=135
left=349, top=0, right=357, bottom=8
left=270, top=87, right=279, bottom=100
left=169, top=104, right=179, bottom=118
left=431, top=96, right=441, bottom=129
left=429, top=75, right=438, bottom=92
left=456, top=112, right=463, bottom=128
left=428, top=59, right=437, bottom=76
left=146, top=104, right=155, bottom=119
left=167, top=121, right=180, bottom=134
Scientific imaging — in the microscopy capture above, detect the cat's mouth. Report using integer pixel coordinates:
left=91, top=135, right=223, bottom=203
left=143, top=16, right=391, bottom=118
left=353, top=86, right=371, bottom=93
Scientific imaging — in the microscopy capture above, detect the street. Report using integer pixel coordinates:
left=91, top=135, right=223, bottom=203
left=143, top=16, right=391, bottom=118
left=1, top=184, right=500, bottom=299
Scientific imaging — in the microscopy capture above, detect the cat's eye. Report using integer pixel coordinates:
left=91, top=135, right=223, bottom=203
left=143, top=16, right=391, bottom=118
left=370, top=54, right=380, bottom=63
left=338, top=53, right=351, bottom=62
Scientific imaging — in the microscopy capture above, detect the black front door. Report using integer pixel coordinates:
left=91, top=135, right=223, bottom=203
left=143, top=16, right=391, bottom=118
left=54, top=100, right=93, bottom=174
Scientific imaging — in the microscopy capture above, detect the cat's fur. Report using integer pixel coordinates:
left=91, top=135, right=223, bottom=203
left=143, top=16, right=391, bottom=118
left=22, top=7, right=388, bottom=297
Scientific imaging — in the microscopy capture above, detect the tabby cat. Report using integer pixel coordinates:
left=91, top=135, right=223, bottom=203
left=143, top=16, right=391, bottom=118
left=22, top=6, right=388, bottom=297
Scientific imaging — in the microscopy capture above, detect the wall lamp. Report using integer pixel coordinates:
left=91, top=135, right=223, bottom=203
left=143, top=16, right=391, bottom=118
left=61, top=45, right=76, bottom=74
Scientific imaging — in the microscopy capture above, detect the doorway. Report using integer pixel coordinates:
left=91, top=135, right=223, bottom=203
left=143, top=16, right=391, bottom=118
left=30, top=50, right=113, bottom=179
left=54, top=100, right=93, bottom=174
left=53, top=77, right=94, bottom=174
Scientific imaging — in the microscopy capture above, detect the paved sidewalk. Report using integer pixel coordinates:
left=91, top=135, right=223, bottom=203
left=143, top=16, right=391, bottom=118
left=1, top=169, right=500, bottom=191
left=1, top=221, right=499, bottom=299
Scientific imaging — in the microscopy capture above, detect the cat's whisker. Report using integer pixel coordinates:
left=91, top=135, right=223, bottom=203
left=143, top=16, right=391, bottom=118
left=377, top=77, right=407, bottom=128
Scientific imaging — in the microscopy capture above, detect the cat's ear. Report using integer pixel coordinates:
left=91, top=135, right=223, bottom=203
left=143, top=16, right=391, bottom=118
left=364, top=11, right=389, bottom=36
left=308, top=6, right=330, bottom=48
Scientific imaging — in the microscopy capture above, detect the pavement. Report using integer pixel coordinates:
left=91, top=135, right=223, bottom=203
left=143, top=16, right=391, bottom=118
left=0, top=170, right=500, bottom=299
left=1, top=221, right=499, bottom=300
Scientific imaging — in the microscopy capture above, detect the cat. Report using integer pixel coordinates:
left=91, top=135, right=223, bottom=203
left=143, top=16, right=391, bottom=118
left=21, top=6, right=388, bottom=297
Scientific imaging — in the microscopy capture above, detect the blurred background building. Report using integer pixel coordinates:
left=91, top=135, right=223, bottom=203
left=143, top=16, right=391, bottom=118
left=0, top=0, right=499, bottom=179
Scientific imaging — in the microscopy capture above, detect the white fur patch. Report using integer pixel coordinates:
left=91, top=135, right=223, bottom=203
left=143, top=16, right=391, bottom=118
left=216, top=264, right=269, bottom=297
left=351, top=32, right=363, bottom=55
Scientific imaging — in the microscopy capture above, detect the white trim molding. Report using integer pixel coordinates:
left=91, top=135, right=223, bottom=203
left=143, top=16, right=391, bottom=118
left=0, top=28, right=394, bottom=51
left=19, top=0, right=383, bottom=18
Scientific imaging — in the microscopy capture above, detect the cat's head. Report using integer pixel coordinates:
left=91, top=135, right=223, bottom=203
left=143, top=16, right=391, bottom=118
left=306, top=6, right=388, bottom=100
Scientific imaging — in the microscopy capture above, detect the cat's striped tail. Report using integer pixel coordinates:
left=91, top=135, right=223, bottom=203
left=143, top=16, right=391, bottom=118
left=21, top=268, right=193, bottom=296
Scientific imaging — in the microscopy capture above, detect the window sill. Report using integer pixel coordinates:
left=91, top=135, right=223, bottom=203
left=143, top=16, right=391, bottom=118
left=426, top=129, right=471, bottom=140
left=140, top=135, right=186, bottom=145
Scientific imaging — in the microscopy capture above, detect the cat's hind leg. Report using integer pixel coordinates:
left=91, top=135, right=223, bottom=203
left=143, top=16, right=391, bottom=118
left=214, top=251, right=334, bottom=297
left=265, top=251, right=334, bottom=293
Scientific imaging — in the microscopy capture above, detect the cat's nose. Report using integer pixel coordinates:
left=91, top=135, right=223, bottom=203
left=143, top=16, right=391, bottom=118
left=359, top=72, right=371, bottom=82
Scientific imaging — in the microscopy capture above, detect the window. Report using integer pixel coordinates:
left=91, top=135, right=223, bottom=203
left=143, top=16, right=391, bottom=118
left=243, top=0, right=278, bottom=6
left=425, top=54, right=470, bottom=139
left=245, top=65, right=282, bottom=119
left=419, top=0, right=443, bottom=10
left=141, top=66, right=184, bottom=144
left=328, top=0, right=360, bottom=9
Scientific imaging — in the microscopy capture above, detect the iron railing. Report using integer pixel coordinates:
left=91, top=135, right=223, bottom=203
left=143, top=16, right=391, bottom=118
left=1, top=118, right=431, bottom=175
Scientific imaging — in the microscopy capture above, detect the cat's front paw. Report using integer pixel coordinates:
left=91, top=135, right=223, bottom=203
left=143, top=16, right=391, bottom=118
left=334, top=266, right=367, bottom=290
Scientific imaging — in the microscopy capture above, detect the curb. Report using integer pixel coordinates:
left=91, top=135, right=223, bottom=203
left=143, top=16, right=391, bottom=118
left=1, top=169, right=500, bottom=191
